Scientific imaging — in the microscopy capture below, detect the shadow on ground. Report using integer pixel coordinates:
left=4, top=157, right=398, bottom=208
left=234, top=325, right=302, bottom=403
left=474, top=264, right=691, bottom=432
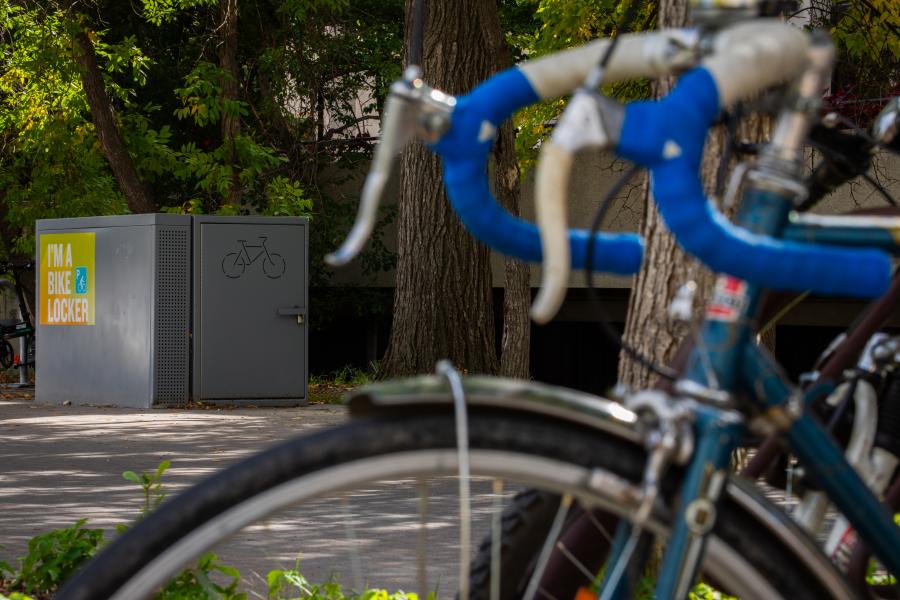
left=1, top=396, right=519, bottom=596
left=0, top=396, right=346, bottom=563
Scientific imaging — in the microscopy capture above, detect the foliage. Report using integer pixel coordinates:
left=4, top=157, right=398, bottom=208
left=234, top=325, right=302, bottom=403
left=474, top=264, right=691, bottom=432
left=689, top=582, right=737, bottom=600
left=0, top=2, right=128, bottom=256
left=157, top=551, right=246, bottom=600
left=0, top=593, right=34, bottom=600
left=141, top=0, right=218, bottom=26
left=826, top=0, right=900, bottom=125
left=310, top=363, right=378, bottom=387
left=519, top=0, right=655, bottom=53
left=0, top=459, right=251, bottom=598
left=265, top=177, right=315, bottom=217
left=501, top=0, right=657, bottom=171
left=309, top=362, right=379, bottom=403
left=865, top=513, right=900, bottom=586
left=504, top=0, right=900, bottom=169
left=122, top=459, right=171, bottom=519
left=0, top=0, right=400, bottom=301
left=7, top=520, right=103, bottom=594
left=267, top=561, right=430, bottom=600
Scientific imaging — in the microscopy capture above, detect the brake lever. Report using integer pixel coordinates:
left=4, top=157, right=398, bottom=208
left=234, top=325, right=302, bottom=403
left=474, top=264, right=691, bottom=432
left=326, top=67, right=456, bottom=266
left=531, top=84, right=624, bottom=324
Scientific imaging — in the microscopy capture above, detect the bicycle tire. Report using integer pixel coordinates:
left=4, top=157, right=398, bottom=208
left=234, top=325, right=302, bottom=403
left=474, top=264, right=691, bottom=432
left=57, top=408, right=846, bottom=600
left=0, top=339, right=14, bottom=369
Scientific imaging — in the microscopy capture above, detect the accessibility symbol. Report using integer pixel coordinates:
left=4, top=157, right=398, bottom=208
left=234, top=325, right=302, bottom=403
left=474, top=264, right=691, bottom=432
left=75, top=267, right=88, bottom=295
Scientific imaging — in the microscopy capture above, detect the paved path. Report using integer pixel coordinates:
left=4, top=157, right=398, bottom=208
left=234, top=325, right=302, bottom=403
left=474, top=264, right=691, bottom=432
left=0, top=393, right=502, bottom=596
left=0, top=395, right=353, bottom=587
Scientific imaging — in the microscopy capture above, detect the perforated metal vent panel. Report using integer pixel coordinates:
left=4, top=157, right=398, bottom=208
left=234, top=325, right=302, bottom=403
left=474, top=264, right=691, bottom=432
left=154, top=228, right=190, bottom=405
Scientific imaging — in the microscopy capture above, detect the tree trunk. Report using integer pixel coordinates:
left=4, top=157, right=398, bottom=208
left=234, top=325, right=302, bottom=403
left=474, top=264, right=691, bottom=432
left=617, top=0, right=696, bottom=388
left=219, top=0, right=242, bottom=207
left=381, top=0, right=507, bottom=377
left=70, top=26, right=155, bottom=214
left=617, top=0, right=771, bottom=387
left=496, top=120, right=531, bottom=379
left=483, top=2, right=530, bottom=379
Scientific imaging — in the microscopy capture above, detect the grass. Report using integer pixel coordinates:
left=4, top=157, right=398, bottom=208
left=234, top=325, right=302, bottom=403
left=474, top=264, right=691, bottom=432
left=308, top=363, right=379, bottom=404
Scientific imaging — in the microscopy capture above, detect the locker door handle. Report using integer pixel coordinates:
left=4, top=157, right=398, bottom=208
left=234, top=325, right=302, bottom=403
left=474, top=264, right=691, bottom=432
left=277, top=306, right=306, bottom=325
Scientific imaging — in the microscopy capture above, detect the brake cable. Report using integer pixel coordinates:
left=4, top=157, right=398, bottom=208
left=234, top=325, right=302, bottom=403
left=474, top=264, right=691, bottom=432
left=582, top=0, right=680, bottom=382
left=408, top=0, right=425, bottom=69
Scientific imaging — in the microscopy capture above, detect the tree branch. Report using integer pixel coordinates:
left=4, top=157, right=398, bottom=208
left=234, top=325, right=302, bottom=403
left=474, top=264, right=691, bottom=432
left=69, top=21, right=155, bottom=213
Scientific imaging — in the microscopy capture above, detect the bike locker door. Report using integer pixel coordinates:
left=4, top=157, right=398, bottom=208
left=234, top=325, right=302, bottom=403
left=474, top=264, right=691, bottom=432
left=193, top=216, right=308, bottom=405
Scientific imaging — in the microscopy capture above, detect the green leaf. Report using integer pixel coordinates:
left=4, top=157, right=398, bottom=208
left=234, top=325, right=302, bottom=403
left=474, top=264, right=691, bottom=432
left=155, top=459, right=171, bottom=478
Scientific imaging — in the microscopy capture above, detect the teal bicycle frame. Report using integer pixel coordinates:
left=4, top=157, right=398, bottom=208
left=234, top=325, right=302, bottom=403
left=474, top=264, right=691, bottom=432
left=602, top=184, right=900, bottom=598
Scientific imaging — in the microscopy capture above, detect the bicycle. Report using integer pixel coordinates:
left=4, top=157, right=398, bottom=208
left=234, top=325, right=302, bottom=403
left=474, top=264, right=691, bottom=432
left=58, top=8, right=900, bottom=600
left=221, top=236, right=286, bottom=279
left=0, top=260, right=35, bottom=374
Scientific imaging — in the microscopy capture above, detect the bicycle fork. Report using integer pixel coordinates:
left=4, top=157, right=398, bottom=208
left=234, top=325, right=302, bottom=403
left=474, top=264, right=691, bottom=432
left=597, top=400, right=743, bottom=599
left=655, top=408, right=743, bottom=597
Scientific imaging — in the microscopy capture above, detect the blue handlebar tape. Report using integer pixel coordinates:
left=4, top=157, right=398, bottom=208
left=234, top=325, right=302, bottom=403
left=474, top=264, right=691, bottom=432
left=616, top=68, right=891, bottom=298
left=432, top=67, right=644, bottom=275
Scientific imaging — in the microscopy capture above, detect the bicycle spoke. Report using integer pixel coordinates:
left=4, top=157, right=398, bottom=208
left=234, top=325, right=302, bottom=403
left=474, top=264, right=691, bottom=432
left=340, top=494, right=364, bottom=592
left=555, top=540, right=597, bottom=583
left=586, top=510, right=614, bottom=546
left=536, top=588, right=560, bottom=600
left=490, top=478, right=504, bottom=600
left=417, top=477, right=429, bottom=598
left=522, top=494, right=573, bottom=600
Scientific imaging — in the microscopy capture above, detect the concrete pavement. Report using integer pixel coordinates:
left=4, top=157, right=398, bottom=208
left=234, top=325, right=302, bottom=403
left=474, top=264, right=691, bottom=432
left=0, top=392, right=501, bottom=596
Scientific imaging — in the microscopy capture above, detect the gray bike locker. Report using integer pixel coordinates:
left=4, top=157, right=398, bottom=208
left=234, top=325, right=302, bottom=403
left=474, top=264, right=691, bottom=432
left=35, top=214, right=192, bottom=408
left=192, top=216, right=308, bottom=405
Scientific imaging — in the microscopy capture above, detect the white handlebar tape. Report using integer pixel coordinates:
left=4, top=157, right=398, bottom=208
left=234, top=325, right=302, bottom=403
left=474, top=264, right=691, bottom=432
left=519, top=30, right=700, bottom=100
left=705, top=20, right=809, bottom=107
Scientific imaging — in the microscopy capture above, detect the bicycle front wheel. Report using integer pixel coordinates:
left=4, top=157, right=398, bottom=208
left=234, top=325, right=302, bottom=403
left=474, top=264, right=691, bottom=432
left=57, top=408, right=846, bottom=600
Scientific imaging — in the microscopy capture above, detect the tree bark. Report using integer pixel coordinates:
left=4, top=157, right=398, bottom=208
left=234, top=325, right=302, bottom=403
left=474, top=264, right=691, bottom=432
left=381, top=0, right=507, bottom=377
left=219, top=0, right=242, bottom=207
left=496, top=120, right=531, bottom=379
left=483, top=1, right=531, bottom=379
left=617, top=0, right=771, bottom=387
left=617, top=0, right=696, bottom=388
left=70, top=26, right=155, bottom=214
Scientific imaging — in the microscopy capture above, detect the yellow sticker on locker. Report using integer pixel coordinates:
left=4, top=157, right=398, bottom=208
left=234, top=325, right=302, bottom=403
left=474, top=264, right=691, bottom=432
left=40, top=232, right=95, bottom=326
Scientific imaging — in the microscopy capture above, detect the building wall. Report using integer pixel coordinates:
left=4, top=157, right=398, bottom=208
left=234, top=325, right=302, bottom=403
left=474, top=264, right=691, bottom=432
left=328, top=148, right=900, bottom=291
left=316, top=148, right=900, bottom=389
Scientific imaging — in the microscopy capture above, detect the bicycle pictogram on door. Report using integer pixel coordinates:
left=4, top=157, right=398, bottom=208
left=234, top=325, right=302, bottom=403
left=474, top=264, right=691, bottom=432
left=221, top=237, right=286, bottom=279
